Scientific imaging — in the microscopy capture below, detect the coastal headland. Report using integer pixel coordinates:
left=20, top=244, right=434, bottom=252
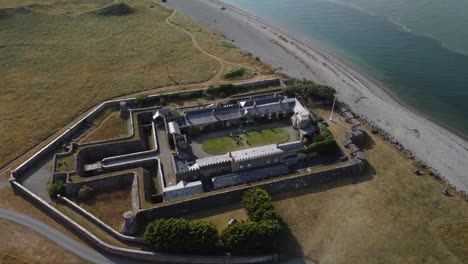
left=163, top=0, right=468, bottom=193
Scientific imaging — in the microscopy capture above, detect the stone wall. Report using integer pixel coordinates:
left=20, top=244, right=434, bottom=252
left=66, top=172, right=135, bottom=197
left=9, top=180, right=276, bottom=263
left=138, top=160, right=363, bottom=224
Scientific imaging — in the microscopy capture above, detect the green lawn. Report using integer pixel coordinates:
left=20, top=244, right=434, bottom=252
left=202, top=128, right=290, bottom=155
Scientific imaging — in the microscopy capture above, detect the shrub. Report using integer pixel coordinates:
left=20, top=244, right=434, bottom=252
left=143, top=218, right=190, bottom=252
left=78, top=185, right=94, bottom=202
left=48, top=180, right=66, bottom=198
left=241, top=188, right=280, bottom=222
left=301, top=123, right=337, bottom=154
left=223, top=67, right=246, bottom=79
left=221, top=221, right=261, bottom=253
left=286, top=79, right=336, bottom=103
left=188, top=220, right=219, bottom=253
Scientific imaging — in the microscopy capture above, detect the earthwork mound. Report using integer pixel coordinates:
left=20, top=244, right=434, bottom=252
left=93, top=2, right=133, bottom=16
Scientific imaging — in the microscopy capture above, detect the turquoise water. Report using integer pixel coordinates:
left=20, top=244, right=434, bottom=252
left=223, top=0, right=468, bottom=138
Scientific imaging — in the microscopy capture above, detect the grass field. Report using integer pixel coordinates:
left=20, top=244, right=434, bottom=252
left=78, top=186, right=132, bottom=231
left=0, top=187, right=92, bottom=263
left=0, top=219, right=88, bottom=264
left=185, top=106, right=468, bottom=264
left=0, top=0, right=267, bottom=170
left=78, top=111, right=129, bottom=144
left=201, top=127, right=290, bottom=154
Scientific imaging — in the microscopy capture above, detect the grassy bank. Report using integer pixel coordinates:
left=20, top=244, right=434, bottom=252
left=0, top=0, right=265, bottom=169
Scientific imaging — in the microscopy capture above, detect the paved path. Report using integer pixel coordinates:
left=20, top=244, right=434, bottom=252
left=0, top=208, right=144, bottom=264
left=20, top=152, right=55, bottom=202
left=156, top=127, right=177, bottom=186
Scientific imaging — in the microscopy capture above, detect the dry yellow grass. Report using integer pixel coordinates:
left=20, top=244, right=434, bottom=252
left=184, top=106, right=468, bottom=264
left=0, top=0, right=267, bottom=170
left=78, top=186, right=133, bottom=231
left=0, top=219, right=89, bottom=264
left=78, top=111, right=129, bottom=144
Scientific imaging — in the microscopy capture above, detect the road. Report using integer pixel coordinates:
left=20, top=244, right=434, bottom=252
left=0, top=208, right=141, bottom=264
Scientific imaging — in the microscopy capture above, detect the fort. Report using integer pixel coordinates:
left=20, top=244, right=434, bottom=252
left=9, top=79, right=366, bottom=263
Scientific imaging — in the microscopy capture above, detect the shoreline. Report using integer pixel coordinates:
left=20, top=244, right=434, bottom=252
left=163, top=0, right=468, bottom=193
left=216, top=0, right=468, bottom=142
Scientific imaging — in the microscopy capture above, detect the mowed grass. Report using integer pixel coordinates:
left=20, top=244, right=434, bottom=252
left=0, top=0, right=252, bottom=169
left=202, top=127, right=290, bottom=154
left=244, top=127, right=290, bottom=146
left=186, top=107, right=468, bottom=264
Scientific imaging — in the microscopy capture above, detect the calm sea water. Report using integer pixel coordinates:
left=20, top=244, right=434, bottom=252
left=223, top=0, right=468, bottom=138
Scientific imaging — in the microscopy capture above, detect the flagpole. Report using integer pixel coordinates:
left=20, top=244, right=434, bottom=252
left=329, top=94, right=337, bottom=121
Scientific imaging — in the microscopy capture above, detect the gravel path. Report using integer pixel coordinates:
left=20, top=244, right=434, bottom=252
left=163, top=0, right=468, bottom=193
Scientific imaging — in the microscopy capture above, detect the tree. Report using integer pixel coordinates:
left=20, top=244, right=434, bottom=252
left=221, top=221, right=261, bottom=253
left=78, top=185, right=94, bottom=202
left=48, top=180, right=66, bottom=198
left=241, top=188, right=279, bottom=222
left=143, top=218, right=190, bottom=252
left=188, top=220, right=219, bottom=253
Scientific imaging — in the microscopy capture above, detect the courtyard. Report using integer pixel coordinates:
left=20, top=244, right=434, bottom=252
left=191, top=120, right=300, bottom=158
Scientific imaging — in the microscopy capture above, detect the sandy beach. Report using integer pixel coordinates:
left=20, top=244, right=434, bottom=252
left=163, top=0, right=468, bottom=193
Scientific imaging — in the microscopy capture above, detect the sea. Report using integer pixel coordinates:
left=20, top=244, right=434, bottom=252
left=223, top=0, right=468, bottom=139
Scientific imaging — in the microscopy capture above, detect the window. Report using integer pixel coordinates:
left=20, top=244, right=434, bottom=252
left=240, top=165, right=244, bottom=169
left=248, top=164, right=252, bottom=167
left=266, top=160, right=271, bottom=164
left=274, top=159, right=278, bottom=162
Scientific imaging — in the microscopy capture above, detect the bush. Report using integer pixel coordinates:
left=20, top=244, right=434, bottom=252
left=221, top=221, right=261, bottom=253
left=78, top=185, right=94, bottom=202
left=286, top=79, right=336, bottom=103
left=188, top=220, right=219, bottom=253
left=241, top=188, right=281, bottom=222
left=223, top=67, right=246, bottom=79
left=48, top=180, right=66, bottom=199
left=301, top=123, right=337, bottom=154
left=143, top=218, right=190, bottom=252
left=144, top=219, right=219, bottom=253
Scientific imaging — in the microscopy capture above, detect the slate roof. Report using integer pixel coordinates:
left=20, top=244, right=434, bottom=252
left=277, top=141, right=305, bottom=152
left=184, top=105, right=241, bottom=126
left=212, top=164, right=289, bottom=189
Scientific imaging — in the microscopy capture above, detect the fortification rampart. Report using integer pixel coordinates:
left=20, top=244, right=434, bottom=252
left=137, top=160, right=363, bottom=224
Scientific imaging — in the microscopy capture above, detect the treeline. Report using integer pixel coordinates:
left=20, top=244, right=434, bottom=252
left=143, top=188, right=284, bottom=254
left=283, top=79, right=336, bottom=103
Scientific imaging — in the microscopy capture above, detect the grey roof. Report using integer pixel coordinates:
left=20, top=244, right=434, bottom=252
left=153, top=109, right=170, bottom=119
left=212, top=164, right=289, bottom=189
left=185, top=105, right=241, bottom=126
left=168, top=121, right=181, bottom=135
left=243, top=100, right=295, bottom=116
left=196, top=153, right=232, bottom=168
left=230, top=144, right=283, bottom=162
left=164, top=180, right=204, bottom=201
left=277, top=141, right=305, bottom=152
left=292, top=98, right=311, bottom=116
